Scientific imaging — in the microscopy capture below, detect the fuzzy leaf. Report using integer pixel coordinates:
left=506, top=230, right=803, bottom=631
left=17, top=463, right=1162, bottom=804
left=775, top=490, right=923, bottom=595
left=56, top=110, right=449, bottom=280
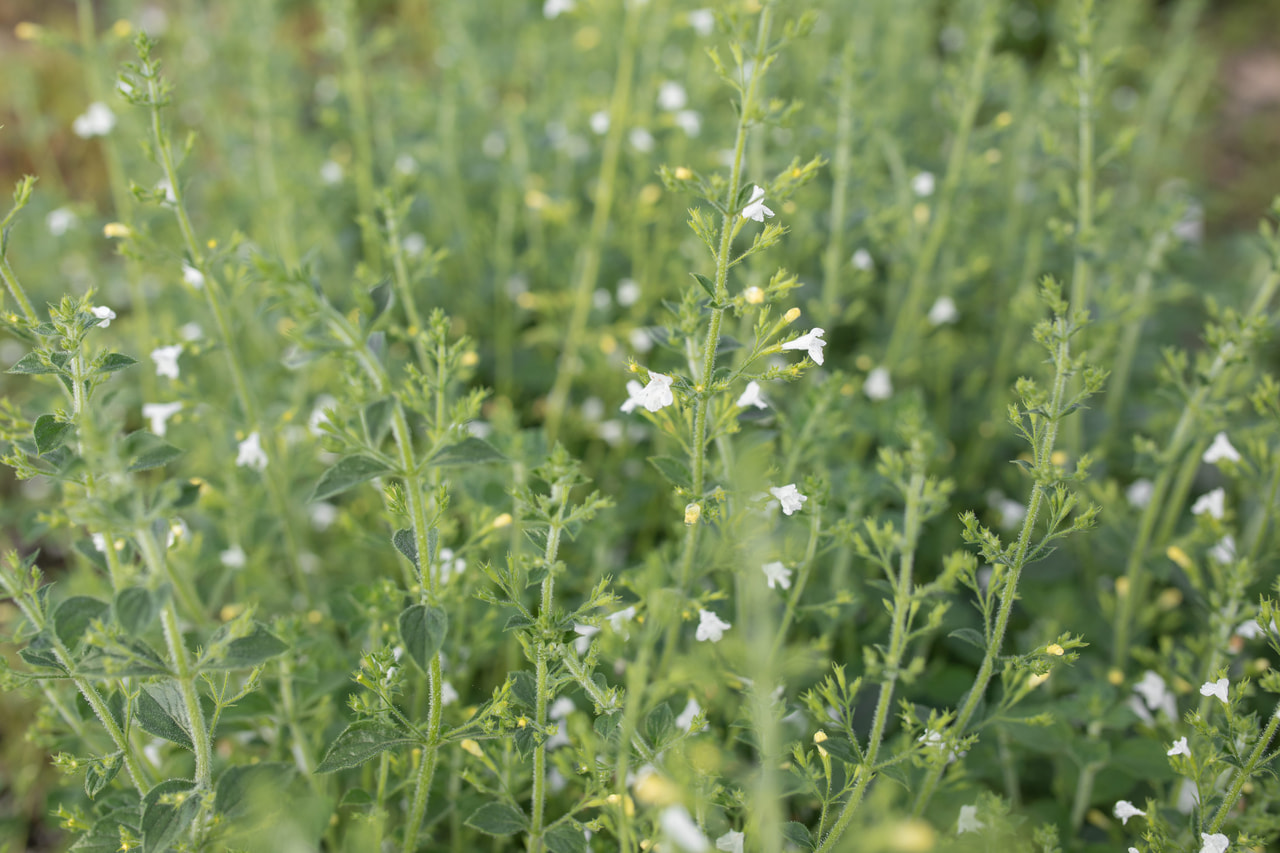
left=392, top=528, right=418, bottom=569
left=202, top=622, right=288, bottom=670
left=782, top=822, right=814, bottom=850
left=427, top=437, right=505, bottom=468
left=647, top=456, right=692, bottom=488
left=316, top=721, right=418, bottom=773
left=114, top=587, right=160, bottom=636
left=363, top=397, right=394, bottom=446
left=53, top=596, right=109, bottom=650
left=368, top=279, right=393, bottom=323
left=398, top=604, right=447, bottom=674
left=135, top=681, right=194, bottom=750
left=34, top=414, right=74, bottom=455
left=141, top=780, right=200, bottom=853
left=214, top=763, right=295, bottom=823
left=122, top=430, right=183, bottom=472
left=85, top=752, right=123, bottom=799
left=544, top=822, right=589, bottom=853
left=7, top=350, right=58, bottom=374
left=465, top=803, right=527, bottom=836
left=311, top=455, right=390, bottom=501
left=97, top=353, right=138, bottom=374
left=948, top=628, right=987, bottom=651
left=690, top=272, right=716, bottom=298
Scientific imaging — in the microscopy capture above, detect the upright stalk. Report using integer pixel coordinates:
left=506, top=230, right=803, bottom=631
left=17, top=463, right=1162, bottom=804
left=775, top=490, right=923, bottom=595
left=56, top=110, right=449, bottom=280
left=821, top=42, right=857, bottom=314
left=1208, top=703, right=1280, bottom=833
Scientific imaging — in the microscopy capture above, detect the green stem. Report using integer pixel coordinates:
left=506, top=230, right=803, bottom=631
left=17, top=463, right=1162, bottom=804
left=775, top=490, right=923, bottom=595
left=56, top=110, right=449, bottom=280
left=1208, top=702, right=1280, bottom=833
left=401, top=656, right=444, bottom=853
left=771, top=505, right=822, bottom=657
left=338, top=0, right=382, bottom=271
left=529, top=485, right=570, bottom=852
left=821, top=42, right=856, bottom=314
left=1102, top=229, right=1171, bottom=441
left=0, top=257, right=37, bottom=321
left=1063, top=4, right=1096, bottom=458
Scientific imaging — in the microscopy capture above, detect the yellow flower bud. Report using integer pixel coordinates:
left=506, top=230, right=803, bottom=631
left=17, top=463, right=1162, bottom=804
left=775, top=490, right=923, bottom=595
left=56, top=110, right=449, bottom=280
left=461, top=351, right=479, bottom=367
left=888, top=819, right=937, bottom=853
left=112, top=19, right=132, bottom=38
left=995, top=111, right=1013, bottom=128
left=812, top=730, right=828, bottom=744
left=1165, top=546, right=1191, bottom=570
left=674, top=167, right=693, bottom=181
left=684, top=503, right=701, bottom=525
left=461, top=739, right=483, bottom=758
left=1046, top=643, right=1064, bottom=656
left=103, top=222, right=131, bottom=239
left=1107, top=668, right=1124, bottom=686
left=1115, top=576, right=1131, bottom=597
left=784, top=307, right=801, bottom=323
left=1028, top=672, right=1050, bottom=688
left=743, top=286, right=764, bottom=304
left=492, top=512, right=513, bottom=529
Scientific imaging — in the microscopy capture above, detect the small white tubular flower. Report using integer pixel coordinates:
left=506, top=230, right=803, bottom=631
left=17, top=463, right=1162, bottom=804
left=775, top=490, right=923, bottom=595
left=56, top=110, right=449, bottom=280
left=864, top=366, right=893, bottom=400
left=676, top=697, right=702, bottom=732
left=659, top=805, right=710, bottom=853
left=735, top=381, right=768, bottom=409
left=1200, top=833, right=1230, bottom=853
left=629, top=127, right=655, bottom=152
left=1203, top=431, right=1241, bottom=465
left=781, top=328, right=826, bottom=365
left=617, top=278, right=642, bottom=306
left=688, top=8, right=715, bottom=36
left=441, top=681, right=459, bottom=706
left=956, top=804, right=984, bottom=834
left=1176, top=778, right=1200, bottom=814
left=927, top=296, right=958, bottom=326
left=182, top=262, right=205, bottom=289
left=573, top=624, right=600, bottom=654
left=1199, top=677, right=1229, bottom=704
left=73, top=102, right=116, bottom=138
left=608, top=605, right=637, bottom=638
left=142, top=402, right=183, bottom=437
left=715, top=830, right=744, bottom=853
left=319, top=160, right=343, bottom=185
left=1134, top=670, right=1178, bottom=719
left=1210, top=535, right=1236, bottom=565
left=769, top=483, right=807, bottom=516
left=675, top=109, right=702, bottom=137
left=1113, top=800, right=1146, bottom=825
left=658, top=81, right=688, bottom=111
left=92, top=533, right=109, bottom=553
left=91, top=305, right=116, bottom=328
left=620, top=379, right=646, bottom=413
left=1167, top=736, right=1191, bottom=758
left=219, top=545, right=247, bottom=569
left=150, top=344, right=183, bottom=380
left=1191, top=487, right=1226, bottom=520
left=46, top=207, right=77, bottom=236
left=1126, top=478, right=1155, bottom=509
left=740, top=185, right=774, bottom=222
left=762, top=561, right=792, bottom=590
left=543, top=0, right=575, bottom=18
left=633, top=372, right=675, bottom=412
left=589, top=110, right=610, bottom=135
left=236, top=431, right=269, bottom=471
left=695, top=609, right=731, bottom=643
left=912, top=171, right=936, bottom=197
left=166, top=518, right=188, bottom=548
left=851, top=248, right=874, bottom=271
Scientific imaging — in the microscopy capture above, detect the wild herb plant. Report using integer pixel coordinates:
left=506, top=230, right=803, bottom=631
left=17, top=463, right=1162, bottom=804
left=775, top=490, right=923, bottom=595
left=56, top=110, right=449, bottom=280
left=3, top=1, right=1280, bottom=852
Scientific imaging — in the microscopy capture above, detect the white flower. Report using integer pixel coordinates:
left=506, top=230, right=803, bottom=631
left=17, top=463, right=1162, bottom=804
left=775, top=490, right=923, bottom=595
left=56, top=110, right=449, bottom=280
left=1126, top=478, right=1154, bottom=509
left=550, top=697, right=576, bottom=720
left=310, top=502, right=339, bottom=531
left=543, top=0, right=575, bottom=18
left=1191, top=487, right=1226, bottom=520
left=1200, top=833, right=1229, bottom=853
left=91, top=533, right=109, bottom=553
left=741, top=185, right=774, bottom=222
left=166, top=518, right=188, bottom=548
left=441, top=681, right=459, bottom=706
left=617, top=278, right=641, bottom=306
left=236, top=431, right=269, bottom=471
left=437, top=547, right=466, bottom=584
left=629, top=127, right=655, bottom=152
left=155, top=179, right=176, bottom=204
left=762, top=561, right=792, bottom=590
left=91, top=305, right=116, bottom=328
left=142, top=402, right=183, bottom=437
left=625, top=372, right=675, bottom=413
left=1167, top=736, right=1190, bottom=757
left=589, top=110, right=610, bottom=135
left=73, top=102, right=116, bottom=138
left=956, top=804, right=984, bottom=834
left=919, top=728, right=964, bottom=763
left=659, top=805, right=709, bottom=853
left=1176, top=778, right=1200, bottom=814
left=715, top=831, right=744, bottom=853
left=181, top=262, right=205, bottom=289
left=675, top=110, right=702, bottom=137
left=781, top=328, right=826, bottom=366
left=573, top=624, right=600, bottom=654
left=1113, top=800, right=1146, bottom=825
left=608, top=605, right=637, bottom=638
left=995, top=496, right=1026, bottom=529
left=1203, top=432, right=1241, bottom=465
left=1199, top=677, right=1229, bottom=704
left=688, top=8, right=715, bottom=36
left=319, top=160, right=343, bottom=185
left=150, top=344, right=183, bottom=380
left=394, top=153, right=417, bottom=175
left=851, top=248, right=874, bottom=270
left=1134, top=670, right=1178, bottom=719
left=912, top=171, right=936, bottom=197
left=658, top=81, right=688, bottom=111
left=403, top=233, right=427, bottom=257
left=676, top=697, right=702, bottom=731
left=928, top=296, right=958, bottom=325
left=769, top=484, right=807, bottom=516
left=220, top=545, right=247, bottom=569
left=735, top=381, right=768, bottom=410
left=46, top=207, right=77, bottom=236
left=864, top=366, right=893, bottom=400
left=1210, top=535, right=1236, bottom=565
left=695, top=609, right=731, bottom=643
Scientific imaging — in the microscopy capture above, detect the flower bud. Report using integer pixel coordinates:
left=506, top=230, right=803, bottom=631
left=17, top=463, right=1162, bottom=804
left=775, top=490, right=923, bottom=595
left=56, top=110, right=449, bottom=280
left=1046, top=643, right=1064, bottom=656
left=103, top=222, right=132, bottom=239
left=684, top=502, right=701, bottom=525
left=674, top=166, right=693, bottom=180
left=743, top=286, right=764, bottom=304
left=784, top=307, right=801, bottom=323
left=492, top=512, right=513, bottom=529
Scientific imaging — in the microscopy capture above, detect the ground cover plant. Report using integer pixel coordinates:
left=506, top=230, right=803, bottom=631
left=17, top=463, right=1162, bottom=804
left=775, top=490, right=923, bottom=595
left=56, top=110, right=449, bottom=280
left=2, top=0, right=1280, bottom=851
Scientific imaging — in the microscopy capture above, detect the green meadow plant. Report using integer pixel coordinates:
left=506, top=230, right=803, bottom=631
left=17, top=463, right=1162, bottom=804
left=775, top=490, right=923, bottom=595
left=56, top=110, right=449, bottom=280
left=3, top=1, right=1280, bottom=852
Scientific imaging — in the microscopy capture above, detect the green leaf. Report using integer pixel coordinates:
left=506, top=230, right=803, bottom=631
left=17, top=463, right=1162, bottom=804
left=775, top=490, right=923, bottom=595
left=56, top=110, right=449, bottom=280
left=510, top=671, right=537, bottom=709
left=363, top=397, right=394, bottom=446
left=690, top=272, right=716, bottom=298
left=97, top=353, right=138, bottom=374
left=316, top=721, right=418, bottom=773
left=782, top=822, right=814, bottom=850
left=122, top=430, right=183, bottom=472
left=85, top=752, right=123, bottom=799
left=135, top=681, right=193, bottom=750
left=34, top=414, right=75, bottom=455
left=78, top=638, right=170, bottom=678
left=647, top=456, right=692, bottom=488
left=311, top=455, right=390, bottom=501
left=392, top=528, right=418, bottom=569
left=142, top=780, right=201, bottom=853
left=464, top=803, right=527, bottom=836
left=426, top=437, right=505, bottom=468
left=645, top=703, right=674, bottom=745
left=544, top=822, right=589, bottom=853
left=948, top=628, right=987, bottom=651
left=202, top=623, right=288, bottom=670
left=53, top=596, right=109, bottom=650
left=7, top=350, right=58, bottom=374
left=114, top=587, right=159, bottom=636
left=214, top=763, right=295, bottom=823
left=593, top=712, right=621, bottom=741
left=338, top=788, right=374, bottom=808
left=398, top=604, right=447, bottom=674
left=368, top=279, right=393, bottom=323
left=19, top=631, right=65, bottom=671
